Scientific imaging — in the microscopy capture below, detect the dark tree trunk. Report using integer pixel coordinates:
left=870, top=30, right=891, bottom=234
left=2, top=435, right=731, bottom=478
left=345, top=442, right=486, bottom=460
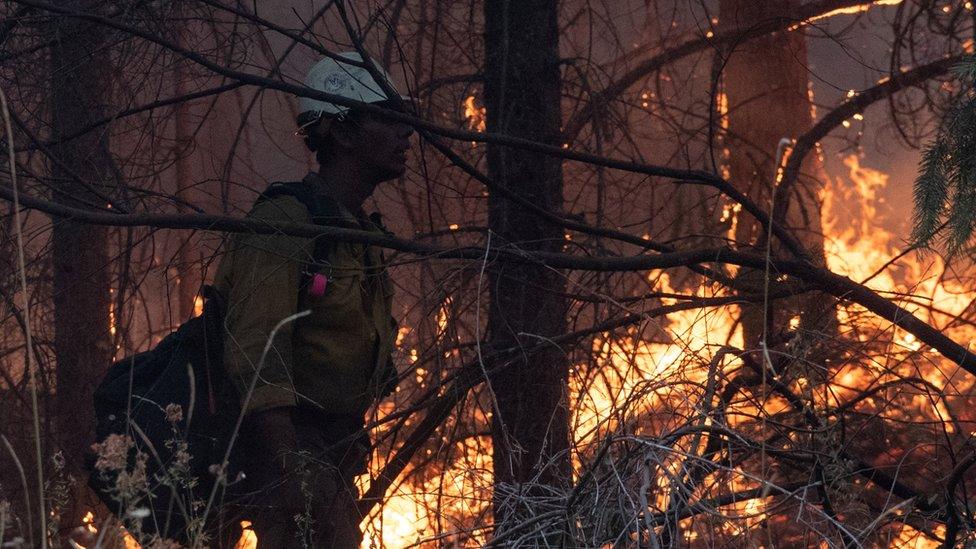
left=49, top=0, right=115, bottom=531
left=483, top=0, right=570, bottom=532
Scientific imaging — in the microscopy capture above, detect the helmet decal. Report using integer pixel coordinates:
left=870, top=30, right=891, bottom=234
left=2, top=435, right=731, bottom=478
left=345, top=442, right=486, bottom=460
left=325, top=74, right=344, bottom=92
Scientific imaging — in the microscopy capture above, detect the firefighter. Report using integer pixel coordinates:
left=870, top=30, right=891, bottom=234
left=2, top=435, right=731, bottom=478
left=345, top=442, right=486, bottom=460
left=213, top=52, right=413, bottom=548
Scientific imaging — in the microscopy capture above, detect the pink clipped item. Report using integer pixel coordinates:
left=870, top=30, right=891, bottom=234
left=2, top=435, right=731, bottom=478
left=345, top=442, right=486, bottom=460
left=308, top=273, right=329, bottom=296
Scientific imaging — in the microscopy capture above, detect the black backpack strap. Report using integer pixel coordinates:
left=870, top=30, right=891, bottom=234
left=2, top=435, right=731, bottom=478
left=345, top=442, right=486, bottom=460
left=200, top=284, right=226, bottom=414
left=260, top=180, right=344, bottom=223
left=258, top=180, right=346, bottom=283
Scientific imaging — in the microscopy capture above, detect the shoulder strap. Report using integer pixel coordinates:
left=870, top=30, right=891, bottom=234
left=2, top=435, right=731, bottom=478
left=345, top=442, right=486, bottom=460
left=258, top=180, right=342, bottom=280
left=259, top=180, right=344, bottom=223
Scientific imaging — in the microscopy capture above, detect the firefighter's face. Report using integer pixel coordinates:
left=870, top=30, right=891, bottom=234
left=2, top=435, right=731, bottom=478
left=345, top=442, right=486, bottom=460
left=341, top=110, right=414, bottom=182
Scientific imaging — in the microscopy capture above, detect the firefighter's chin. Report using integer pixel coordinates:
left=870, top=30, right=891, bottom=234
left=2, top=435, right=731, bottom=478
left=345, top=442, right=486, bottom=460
left=379, top=156, right=408, bottom=181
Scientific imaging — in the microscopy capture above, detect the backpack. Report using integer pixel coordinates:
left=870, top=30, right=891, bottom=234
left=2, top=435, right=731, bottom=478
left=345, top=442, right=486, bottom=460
left=87, top=180, right=339, bottom=543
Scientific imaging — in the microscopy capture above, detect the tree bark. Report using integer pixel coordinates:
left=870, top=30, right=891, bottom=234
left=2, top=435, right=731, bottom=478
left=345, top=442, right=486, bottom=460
left=49, top=0, right=115, bottom=531
left=483, top=0, right=570, bottom=534
left=720, top=0, right=834, bottom=346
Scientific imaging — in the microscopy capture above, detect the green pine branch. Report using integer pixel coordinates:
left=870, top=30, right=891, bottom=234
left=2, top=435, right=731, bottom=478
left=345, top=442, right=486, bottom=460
left=911, top=56, right=976, bottom=255
left=911, top=138, right=949, bottom=247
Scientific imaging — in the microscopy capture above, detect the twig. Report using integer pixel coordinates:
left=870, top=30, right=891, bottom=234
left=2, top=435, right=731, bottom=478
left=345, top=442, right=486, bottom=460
left=0, top=84, right=45, bottom=549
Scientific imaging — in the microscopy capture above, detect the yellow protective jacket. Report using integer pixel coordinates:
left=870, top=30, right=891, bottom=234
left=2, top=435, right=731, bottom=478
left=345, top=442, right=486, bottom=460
left=213, top=173, right=397, bottom=416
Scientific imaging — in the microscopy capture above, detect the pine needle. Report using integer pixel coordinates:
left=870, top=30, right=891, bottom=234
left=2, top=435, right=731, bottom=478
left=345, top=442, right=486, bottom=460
left=911, top=138, right=948, bottom=247
left=911, top=94, right=976, bottom=256
left=951, top=55, right=976, bottom=82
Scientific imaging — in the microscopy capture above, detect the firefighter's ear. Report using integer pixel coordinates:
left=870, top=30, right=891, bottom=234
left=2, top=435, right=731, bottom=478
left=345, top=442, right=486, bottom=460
left=327, top=113, right=362, bottom=152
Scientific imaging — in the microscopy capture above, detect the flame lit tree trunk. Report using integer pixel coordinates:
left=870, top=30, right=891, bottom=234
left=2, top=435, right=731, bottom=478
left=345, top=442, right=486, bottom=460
left=483, top=0, right=571, bottom=538
left=49, top=0, right=116, bottom=531
left=719, top=0, right=835, bottom=350
left=718, top=2, right=845, bottom=540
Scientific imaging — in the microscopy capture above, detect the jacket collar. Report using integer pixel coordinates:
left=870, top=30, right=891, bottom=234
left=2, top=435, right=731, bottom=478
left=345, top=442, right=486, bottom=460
left=303, top=172, right=384, bottom=232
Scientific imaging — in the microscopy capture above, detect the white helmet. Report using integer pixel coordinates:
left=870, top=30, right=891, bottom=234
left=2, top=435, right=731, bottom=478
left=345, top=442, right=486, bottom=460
left=297, top=52, right=408, bottom=129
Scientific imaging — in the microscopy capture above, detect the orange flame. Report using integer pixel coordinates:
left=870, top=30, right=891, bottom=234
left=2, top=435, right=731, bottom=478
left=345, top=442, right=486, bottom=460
left=795, top=0, right=903, bottom=29
left=462, top=95, right=486, bottom=134
left=73, top=514, right=255, bottom=549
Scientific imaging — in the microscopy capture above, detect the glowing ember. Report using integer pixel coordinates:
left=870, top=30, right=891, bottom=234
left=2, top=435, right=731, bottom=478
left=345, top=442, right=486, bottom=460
left=108, top=289, right=117, bottom=337
left=72, top=511, right=139, bottom=549
left=462, top=95, right=486, bottom=134
left=72, top=514, right=255, bottom=549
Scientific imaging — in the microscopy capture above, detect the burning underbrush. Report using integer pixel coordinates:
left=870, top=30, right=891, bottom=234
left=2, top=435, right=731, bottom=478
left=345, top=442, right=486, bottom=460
left=360, top=154, right=976, bottom=547
left=9, top=155, right=974, bottom=548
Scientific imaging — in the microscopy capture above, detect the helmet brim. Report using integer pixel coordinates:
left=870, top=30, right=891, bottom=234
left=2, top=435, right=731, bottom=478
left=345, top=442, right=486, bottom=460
left=296, top=96, right=419, bottom=135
